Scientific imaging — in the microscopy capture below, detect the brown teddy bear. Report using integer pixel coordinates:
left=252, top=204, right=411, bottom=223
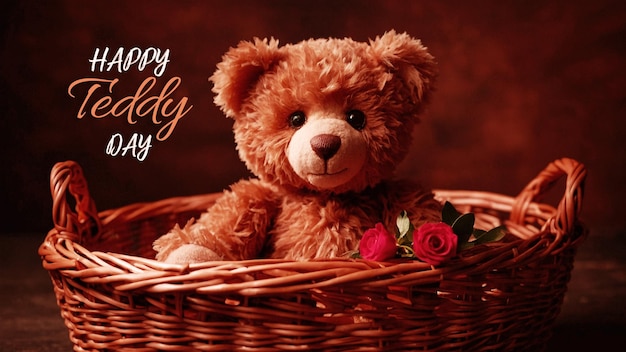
left=154, top=30, right=442, bottom=264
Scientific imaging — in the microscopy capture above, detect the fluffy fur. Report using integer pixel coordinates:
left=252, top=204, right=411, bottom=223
left=154, top=30, right=442, bottom=263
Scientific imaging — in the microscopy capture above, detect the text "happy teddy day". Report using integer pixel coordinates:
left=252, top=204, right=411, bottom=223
left=67, top=47, right=193, bottom=161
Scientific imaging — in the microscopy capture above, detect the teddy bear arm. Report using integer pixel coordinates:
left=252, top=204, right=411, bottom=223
left=204, top=180, right=282, bottom=259
left=155, top=179, right=281, bottom=263
left=154, top=180, right=278, bottom=263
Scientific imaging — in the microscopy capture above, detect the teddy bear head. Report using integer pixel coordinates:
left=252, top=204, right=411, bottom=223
left=210, top=30, right=437, bottom=194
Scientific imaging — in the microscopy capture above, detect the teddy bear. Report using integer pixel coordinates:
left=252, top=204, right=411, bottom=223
left=153, top=30, right=442, bottom=264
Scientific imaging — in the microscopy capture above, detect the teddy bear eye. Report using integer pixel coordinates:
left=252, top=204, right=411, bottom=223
left=346, top=110, right=366, bottom=130
left=288, top=111, right=307, bottom=129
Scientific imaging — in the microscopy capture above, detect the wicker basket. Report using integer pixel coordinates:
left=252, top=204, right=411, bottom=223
left=40, top=158, right=587, bottom=351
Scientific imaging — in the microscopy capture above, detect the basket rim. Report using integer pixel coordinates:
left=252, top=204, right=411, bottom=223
left=39, top=187, right=586, bottom=296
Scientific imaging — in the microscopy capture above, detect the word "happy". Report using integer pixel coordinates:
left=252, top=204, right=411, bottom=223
left=89, top=47, right=170, bottom=77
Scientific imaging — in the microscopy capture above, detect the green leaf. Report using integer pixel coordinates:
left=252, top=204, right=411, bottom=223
left=442, top=201, right=461, bottom=226
left=396, top=211, right=414, bottom=246
left=398, top=245, right=415, bottom=258
left=473, top=226, right=507, bottom=245
left=472, top=229, right=486, bottom=238
left=350, top=251, right=362, bottom=259
left=451, top=213, right=475, bottom=245
left=397, top=235, right=412, bottom=247
left=396, top=211, right=411, bottom=237
left=458, top=241, right=475, bottom=251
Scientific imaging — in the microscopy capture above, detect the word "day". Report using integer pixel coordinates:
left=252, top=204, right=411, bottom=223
left=89, top=47, right=170, bottom=77
left=106, top=133, right=153, bottom=161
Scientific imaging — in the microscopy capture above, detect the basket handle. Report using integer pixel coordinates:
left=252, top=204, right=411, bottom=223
left=511, top=157, right=587, bottom=236
left=50, top=160, right=101, bottom=241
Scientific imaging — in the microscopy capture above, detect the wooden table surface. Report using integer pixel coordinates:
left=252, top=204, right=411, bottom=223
left=1, top=232, right=624, bottom=351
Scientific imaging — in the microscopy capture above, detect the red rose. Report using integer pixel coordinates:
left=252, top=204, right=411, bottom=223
left=413, top=222, right=458, bottom=266
left=359, top=223, right=397, bottom=261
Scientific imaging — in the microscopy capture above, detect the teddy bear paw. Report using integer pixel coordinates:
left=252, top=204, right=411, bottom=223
left=164, top=244, right=222, bottom=264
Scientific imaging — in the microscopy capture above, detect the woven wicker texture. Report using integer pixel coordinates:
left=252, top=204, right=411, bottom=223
left=40, top=158, right=587, bottom=351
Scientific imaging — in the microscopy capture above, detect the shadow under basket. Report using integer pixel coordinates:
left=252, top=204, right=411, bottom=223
left=40, top=158, right=588, bottom=352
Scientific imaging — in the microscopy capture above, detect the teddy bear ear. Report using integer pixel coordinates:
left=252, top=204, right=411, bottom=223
left=369, top=30, right=438, bottom=105
left=210, top=37, right=284, bottom=118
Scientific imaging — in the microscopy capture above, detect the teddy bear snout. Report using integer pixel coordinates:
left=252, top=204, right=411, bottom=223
left=310, top=134, right=342, bottom=161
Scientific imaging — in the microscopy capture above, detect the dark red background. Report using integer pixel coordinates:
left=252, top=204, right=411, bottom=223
left=1, top=0, right=625, bottom=238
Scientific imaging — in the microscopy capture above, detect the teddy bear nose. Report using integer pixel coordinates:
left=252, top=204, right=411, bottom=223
left=310, top=134, right=342, bottom=160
